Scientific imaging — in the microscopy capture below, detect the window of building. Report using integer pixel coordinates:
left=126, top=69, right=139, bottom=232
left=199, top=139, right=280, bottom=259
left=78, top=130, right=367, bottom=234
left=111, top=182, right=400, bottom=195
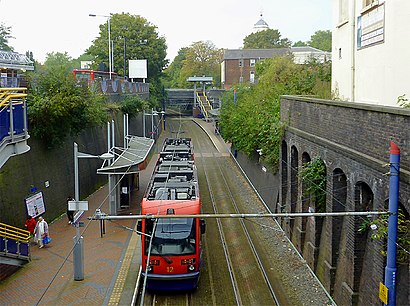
left=250, top=71, right=255, bottom=83
left=363, top=0, right=377, bottom=7
left=239, top=76, right=243, bottom=83
left=239, top=59, right=243, bottom=67
left=250, top=59, right=256, bottom=67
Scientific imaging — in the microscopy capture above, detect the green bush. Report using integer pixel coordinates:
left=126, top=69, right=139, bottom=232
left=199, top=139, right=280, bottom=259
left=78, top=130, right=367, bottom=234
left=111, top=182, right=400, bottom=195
left=120, top=94, right=148, bottom=117
left=27, top=66, right=108, bottom=148
left=219, top=55, right=331, bottom=171
left=299, top=158, right=327, bottom=213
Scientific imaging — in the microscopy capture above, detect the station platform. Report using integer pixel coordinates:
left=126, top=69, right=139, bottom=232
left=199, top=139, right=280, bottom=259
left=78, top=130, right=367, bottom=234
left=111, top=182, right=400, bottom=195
left=0, top=159, right=156, bottom=305
left=0, top=118, right=228, bottom=306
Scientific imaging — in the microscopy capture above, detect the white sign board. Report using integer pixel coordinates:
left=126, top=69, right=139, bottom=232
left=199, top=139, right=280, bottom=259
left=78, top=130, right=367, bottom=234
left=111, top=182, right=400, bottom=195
left=81, top=61, right=92, bottom=69
left=129, top=59, right=147, bottom=79
left=25, top=192, right=46, bottom=218
left=68, top=200, right=89, bottom=211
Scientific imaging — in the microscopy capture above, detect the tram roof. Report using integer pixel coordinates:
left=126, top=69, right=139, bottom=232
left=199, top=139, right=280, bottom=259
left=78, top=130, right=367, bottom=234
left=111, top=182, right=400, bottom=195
left=97, top=136, right=154, bottom=175
left=142, top=199, right=200, bottom=215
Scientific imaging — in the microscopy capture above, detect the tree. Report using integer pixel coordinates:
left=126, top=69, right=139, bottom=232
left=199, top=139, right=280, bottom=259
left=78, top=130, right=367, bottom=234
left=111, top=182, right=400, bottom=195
left=162, top=47, right=188, bottom=88
left=309, top=30, right=332, bottom=52
left=87, top=13, right=168, bottom=105
left=219, top=55, right=331, bottom=170
left=0, top=23, right=14, bottom=51
left=243, top=29, right=291, bottom=49
left=177, top=41, right=223, bottom=88
left=42, top=52, right=74, bottom=71
left=27, top=63, right=107, bottom=148
left=293, top=40, right=308, bottom=47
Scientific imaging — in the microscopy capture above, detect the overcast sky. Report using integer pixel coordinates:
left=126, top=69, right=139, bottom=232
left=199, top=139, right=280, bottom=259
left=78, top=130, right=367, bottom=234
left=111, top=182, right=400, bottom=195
left=0, top=0, right=332, bottom=63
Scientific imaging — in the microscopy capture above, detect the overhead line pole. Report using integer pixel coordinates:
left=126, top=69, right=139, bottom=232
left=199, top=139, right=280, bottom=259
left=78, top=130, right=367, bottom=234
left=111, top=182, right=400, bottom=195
left=384, top=141, right=400, bottom=306
left=89, top=211, right=390, bottom=221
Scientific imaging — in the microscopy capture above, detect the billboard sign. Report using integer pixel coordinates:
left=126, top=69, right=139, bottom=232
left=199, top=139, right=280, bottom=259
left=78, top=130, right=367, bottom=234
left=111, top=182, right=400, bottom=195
left=129, top=59, right=147, bottom=79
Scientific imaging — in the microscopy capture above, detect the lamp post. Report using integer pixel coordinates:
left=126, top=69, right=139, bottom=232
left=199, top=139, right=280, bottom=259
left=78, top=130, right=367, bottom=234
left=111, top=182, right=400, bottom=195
left=71, top=142, right=113, bottom=281
left=89, top=13, right=112, bottom=79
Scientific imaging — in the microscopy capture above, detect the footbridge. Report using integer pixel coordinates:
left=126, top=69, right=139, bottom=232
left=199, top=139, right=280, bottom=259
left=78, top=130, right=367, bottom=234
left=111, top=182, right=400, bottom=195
left=0, top=88, right=30, bottom=168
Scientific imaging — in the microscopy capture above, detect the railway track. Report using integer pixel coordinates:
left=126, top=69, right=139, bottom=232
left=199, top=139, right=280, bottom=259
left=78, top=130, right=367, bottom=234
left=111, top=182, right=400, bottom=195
left=191, top=121, right=280, bottom=305
left=133, top=117, right=284, bottom=305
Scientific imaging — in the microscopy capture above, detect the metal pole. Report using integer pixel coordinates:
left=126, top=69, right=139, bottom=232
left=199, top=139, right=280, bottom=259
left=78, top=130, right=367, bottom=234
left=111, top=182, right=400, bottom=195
left=124, top=37, right=126, bottom=78
left=151, top=108, right=154, bottom=139
left=123, top=114, right=126, bottom=148
left=143, top=110, right=146, bottom=138
left=109, top=120, right=116, bottom=215
left=73, top=142, right=84, bottom=281
left=385, top=141, right=400, bottom=306
left=111, top=40, right=114, bottom=74
left=107, top=17, right=112, bottom=80
left=90, top=211, right=390, bottom=221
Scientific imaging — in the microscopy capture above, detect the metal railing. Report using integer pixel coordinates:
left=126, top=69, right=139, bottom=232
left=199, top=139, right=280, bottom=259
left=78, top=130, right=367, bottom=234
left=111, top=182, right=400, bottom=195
left=196, top=92, right=209, bottom=119
left=0, top=88, right=28, bottom=144
left=0, top=222, right=31, bottom=242
left=0, top=222, right=31, bottom=261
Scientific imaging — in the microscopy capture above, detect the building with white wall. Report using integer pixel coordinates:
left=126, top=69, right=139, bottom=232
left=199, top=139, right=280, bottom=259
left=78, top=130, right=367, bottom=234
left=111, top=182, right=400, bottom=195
left=332, top=0, right=410, bottom=107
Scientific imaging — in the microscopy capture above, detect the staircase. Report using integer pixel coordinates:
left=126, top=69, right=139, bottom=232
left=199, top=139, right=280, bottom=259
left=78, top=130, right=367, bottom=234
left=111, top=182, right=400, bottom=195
left=196, top=91, right=213, bottom=121
left=0, top=222, right=31, bottom=281
left=0, top=88, right=30, bottom=168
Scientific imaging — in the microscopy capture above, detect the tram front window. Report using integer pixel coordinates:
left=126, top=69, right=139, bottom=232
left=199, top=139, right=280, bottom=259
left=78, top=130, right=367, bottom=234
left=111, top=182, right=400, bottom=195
left=145, top=218, right=196, bottom=255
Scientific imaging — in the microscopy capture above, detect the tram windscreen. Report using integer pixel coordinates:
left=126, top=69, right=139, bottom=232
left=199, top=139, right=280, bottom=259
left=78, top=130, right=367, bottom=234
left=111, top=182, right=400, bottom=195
left=144, top=218, right=196, bottom=256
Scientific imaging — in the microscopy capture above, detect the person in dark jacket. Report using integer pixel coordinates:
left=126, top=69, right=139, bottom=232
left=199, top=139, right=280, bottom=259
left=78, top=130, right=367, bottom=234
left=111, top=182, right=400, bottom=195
left=67, top=196, right=74, bottom=224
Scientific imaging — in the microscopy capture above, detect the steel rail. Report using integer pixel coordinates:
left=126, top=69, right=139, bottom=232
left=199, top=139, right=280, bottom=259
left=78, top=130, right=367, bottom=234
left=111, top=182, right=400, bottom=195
left=215, top=156, right=280, bottom=305
left=195, top=126, right=242, bottom=306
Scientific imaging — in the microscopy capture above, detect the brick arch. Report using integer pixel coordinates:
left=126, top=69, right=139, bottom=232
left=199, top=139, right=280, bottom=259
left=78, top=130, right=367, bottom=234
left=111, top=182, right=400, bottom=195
left=300, top=152, right=311, bottom=254
left=331, top=168, right=347, bottom=294
left=353, top=181, right=373, bottom=300
left=289, top=145, right=299, bottom=239
left=313, top=157, right=326, bottom=272
left=280, top=140, right=288, bottom=214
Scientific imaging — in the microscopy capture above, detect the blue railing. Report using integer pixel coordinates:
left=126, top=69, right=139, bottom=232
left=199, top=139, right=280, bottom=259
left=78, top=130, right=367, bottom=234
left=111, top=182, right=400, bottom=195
left=0, top=88, right=28, bottom=144
left=0, top=222, right=31, bottom=261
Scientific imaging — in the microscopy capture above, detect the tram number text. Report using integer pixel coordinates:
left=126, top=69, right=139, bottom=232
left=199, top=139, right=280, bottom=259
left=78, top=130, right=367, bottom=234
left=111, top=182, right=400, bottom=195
left=166, top=266, right=174, bottom=273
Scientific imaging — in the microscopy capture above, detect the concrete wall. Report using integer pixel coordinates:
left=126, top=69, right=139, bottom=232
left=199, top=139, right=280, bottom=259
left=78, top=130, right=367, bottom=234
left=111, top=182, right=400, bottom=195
left=332, top=1, right=410, bottom=106
left=234, top=150, right=280, bottom=212
left=280, top=95, right=410, bottom=305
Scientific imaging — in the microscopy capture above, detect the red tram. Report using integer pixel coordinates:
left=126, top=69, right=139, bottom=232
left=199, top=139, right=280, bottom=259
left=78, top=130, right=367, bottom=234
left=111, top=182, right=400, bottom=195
left=137, top=138, right=205, bottom=291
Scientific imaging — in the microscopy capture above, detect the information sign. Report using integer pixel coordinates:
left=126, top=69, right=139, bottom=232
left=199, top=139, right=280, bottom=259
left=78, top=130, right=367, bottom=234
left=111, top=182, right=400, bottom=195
left=25, top=192, right=46, bottom=218
left=379, top=282, right=388, bottom=304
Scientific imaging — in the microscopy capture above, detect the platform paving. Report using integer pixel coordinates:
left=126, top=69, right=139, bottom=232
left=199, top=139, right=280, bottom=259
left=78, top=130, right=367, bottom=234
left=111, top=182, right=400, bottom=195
left=0, top=154, right=158, bottom=306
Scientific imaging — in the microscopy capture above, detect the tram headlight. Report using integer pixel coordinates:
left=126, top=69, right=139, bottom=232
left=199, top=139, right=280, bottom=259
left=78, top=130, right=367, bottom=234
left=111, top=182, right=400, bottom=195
left=146, top=265, right=153, bottom=272
left=188, top=264, right=195, bottom=271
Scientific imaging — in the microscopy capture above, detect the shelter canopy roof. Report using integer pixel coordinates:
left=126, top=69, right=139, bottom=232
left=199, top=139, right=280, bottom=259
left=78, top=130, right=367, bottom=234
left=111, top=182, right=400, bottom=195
left=97, top=136, right=154, bottom=175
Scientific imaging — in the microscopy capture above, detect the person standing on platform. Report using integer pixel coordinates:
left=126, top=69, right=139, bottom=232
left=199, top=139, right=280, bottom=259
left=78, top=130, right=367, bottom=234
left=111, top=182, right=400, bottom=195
left=24, top=216, right=36, bottom=240
left=67, top=196, right=75, bottom=224
left=34, top=216, right=49, bottom=248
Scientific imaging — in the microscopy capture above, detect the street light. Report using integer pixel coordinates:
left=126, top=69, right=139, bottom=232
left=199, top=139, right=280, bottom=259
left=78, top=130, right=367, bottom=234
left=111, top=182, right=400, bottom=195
left=89, top=13, right=112, bottom=79
left=71, top=142, right=113, bottom=281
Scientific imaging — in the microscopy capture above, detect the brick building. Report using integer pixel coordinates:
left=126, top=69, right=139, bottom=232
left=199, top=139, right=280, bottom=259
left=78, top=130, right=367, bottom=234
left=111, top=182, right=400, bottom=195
left=220, top=47, right=331, bottom=90
left=220, top=48, right=289, bottom=90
